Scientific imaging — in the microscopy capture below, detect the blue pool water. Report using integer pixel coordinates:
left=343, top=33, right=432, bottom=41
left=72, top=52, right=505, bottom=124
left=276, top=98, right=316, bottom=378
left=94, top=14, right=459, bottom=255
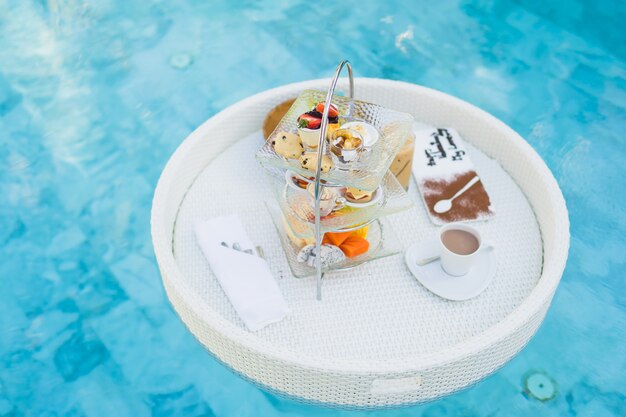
left=1, top=0, right=625, bottom=415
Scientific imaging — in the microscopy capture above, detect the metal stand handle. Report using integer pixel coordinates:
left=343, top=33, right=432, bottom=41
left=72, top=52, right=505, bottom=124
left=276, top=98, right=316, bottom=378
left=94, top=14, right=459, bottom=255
left=314, top=60, right=354, bottom=301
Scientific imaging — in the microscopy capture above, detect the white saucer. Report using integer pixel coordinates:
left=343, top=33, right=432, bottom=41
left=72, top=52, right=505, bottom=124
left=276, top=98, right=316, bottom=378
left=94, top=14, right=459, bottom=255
left=405, top=239, right=497, bottom=301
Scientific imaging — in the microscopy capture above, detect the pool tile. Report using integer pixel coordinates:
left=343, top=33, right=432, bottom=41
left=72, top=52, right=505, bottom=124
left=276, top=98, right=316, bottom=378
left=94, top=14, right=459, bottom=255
left=110, top=253, right=164, bottom=308
left=54, top=325, right=110, bottom=382
left=149, top=386, right=215, bottom=417
left=73, top=366, right=151, bottom=417
left=564, top=378, right=626, bottom=417
left=90, top=302, right=195, bottom=392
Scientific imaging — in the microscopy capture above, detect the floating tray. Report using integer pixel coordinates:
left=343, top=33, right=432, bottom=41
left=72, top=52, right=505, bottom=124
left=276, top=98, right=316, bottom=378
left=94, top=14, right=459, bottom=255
left=151, top=79, right=569, bottom=408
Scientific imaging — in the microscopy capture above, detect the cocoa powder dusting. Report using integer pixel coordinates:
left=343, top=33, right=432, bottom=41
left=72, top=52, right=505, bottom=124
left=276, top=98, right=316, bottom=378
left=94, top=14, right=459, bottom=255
left=421, top=170, right=493, bottom=223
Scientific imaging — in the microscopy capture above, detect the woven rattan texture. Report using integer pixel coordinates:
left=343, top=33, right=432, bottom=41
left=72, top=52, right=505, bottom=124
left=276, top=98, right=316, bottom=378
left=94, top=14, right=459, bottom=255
left=173, top=130, right=542, bottom=363
left=152, top=78, right=568, bottom=406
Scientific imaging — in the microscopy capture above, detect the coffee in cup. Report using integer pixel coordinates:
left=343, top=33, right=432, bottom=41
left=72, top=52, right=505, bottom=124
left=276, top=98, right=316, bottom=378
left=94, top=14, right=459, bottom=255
left=438, top=223, right=491, bottom=276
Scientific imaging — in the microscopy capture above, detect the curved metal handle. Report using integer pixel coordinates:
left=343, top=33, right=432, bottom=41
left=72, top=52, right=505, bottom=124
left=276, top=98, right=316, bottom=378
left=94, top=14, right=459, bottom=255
left=313, top=60, right=354, bottom=301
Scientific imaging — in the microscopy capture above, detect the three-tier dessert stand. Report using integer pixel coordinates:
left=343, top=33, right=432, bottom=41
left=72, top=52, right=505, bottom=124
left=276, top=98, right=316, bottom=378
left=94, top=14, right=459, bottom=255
left=257, top=60, right=416, bottom=300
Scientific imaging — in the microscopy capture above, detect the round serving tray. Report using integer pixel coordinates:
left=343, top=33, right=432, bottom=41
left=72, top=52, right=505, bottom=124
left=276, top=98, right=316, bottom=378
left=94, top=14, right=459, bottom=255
left=151, top=78, right=569, bottom=408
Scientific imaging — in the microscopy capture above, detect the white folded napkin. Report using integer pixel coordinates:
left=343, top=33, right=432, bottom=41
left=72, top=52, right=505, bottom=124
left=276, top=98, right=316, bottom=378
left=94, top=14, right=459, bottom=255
left=194, top=215, right=289, bottom=331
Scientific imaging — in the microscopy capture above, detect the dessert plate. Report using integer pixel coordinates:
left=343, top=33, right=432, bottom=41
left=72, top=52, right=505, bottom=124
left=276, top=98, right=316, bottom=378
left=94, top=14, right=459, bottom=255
left=256, top=89, right=414, bottom=191
left=267, top=167, right=412, bottom=237
left=267, top=202, right=401, bottom=278
left=404, top=238, right=497, bottom=301
left=285, top=170, right=342, bottom=192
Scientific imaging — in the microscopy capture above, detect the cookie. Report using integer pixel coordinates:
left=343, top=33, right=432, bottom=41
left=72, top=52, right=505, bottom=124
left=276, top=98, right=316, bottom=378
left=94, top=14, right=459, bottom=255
left=299, top=152, right=333, bottom=173
left=272, top=131, right=303, bottom=159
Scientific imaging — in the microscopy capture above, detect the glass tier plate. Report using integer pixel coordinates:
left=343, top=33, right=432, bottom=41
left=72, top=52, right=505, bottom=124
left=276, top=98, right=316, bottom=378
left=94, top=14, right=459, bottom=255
left=263, top=166, right=414, bottom=238
left=266, top=202, right=402, bottom=278
left=256, top=89, right=414, bottom=191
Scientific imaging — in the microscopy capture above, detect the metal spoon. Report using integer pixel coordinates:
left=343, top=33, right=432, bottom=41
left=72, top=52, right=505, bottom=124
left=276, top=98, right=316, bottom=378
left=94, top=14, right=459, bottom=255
left=418, top=244, right=495, bottom=267
left=417, top=255, right=440, bottom=266
left=433, top=176, right=480, bottom=214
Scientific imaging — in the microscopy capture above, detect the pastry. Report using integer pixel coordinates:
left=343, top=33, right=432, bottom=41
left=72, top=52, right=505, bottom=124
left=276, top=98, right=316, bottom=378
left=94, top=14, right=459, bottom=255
left=300, top=152, right=333, bottom=173
left=340, top=121, right=379, bottom=147
left=332, top=129, right=362, bottom=150
left=272, top=131, right=303, bottom=159
left=330, top=128, right=363, bottom=162
left=325, top=122, right=341, bottom=140
left=344, top=187, right=373, bottom=203
left=297, top=243, right=346, bottom=267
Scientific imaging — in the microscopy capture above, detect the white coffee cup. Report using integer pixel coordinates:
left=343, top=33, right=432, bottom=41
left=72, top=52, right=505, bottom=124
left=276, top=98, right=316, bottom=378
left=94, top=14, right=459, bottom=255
left=438, top=223, right=493, bottom=276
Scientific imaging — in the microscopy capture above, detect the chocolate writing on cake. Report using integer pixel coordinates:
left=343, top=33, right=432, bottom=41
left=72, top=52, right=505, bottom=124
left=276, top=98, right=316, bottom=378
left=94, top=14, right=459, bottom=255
left=425, top=128, right=466, bottom=166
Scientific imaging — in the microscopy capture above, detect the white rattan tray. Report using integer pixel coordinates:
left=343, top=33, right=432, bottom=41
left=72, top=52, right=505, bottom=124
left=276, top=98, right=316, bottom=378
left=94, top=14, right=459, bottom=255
left=151, top=78, right=569, bottom=408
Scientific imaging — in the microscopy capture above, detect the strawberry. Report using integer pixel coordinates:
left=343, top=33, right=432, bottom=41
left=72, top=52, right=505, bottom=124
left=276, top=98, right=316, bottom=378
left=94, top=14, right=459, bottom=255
left=297, top=113, right=321, bottom=129
left=315, top=102, right=339, bottom=118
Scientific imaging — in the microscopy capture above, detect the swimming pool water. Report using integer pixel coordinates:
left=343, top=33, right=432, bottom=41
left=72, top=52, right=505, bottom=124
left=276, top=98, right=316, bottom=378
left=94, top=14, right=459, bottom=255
left=1, top=0, right=625, bottom=416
